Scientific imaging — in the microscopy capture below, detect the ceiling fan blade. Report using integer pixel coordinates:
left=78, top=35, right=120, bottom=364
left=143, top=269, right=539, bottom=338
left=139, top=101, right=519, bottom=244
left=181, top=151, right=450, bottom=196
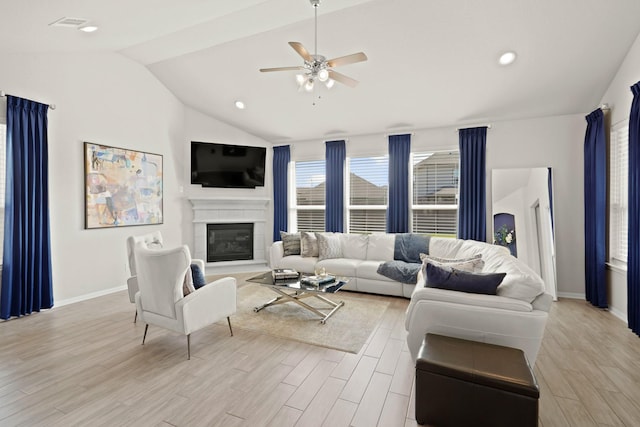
left=289, top=42, right=313, bottom=62
left=259, top=66, right=305, bottom=72
left=326, top=52, right=368, bottom=68
left=328, top=70, right=359, bottom=88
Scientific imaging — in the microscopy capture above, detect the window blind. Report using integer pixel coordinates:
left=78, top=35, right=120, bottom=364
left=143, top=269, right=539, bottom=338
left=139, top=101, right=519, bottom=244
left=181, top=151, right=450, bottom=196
left=295, top=160, right=325, bottom=206
left=610, top=121, right=629, bottom=263
left=294, top=160, right=325, bottom=232
left=412, top=151, right=460, bottom=236
left=348, top=156, right=388, bottom=233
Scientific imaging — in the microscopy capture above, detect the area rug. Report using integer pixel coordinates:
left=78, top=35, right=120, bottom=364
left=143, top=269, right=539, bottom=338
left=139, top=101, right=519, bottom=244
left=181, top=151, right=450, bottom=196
left=229, top=282, right=389, bottom=354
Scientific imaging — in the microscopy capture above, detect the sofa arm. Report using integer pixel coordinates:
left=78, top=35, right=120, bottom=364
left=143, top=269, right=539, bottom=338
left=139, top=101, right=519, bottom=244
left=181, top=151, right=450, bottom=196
left=270, top=241, right=284, bottom=268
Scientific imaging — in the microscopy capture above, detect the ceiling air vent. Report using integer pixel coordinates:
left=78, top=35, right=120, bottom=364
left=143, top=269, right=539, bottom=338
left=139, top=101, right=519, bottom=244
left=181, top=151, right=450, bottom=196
left=49, top=17, right=90, bottom=28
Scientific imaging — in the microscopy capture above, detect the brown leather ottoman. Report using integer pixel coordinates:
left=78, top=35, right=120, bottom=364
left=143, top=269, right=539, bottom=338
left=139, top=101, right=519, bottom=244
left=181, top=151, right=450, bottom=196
left=415, top=334, right=539, bottom=427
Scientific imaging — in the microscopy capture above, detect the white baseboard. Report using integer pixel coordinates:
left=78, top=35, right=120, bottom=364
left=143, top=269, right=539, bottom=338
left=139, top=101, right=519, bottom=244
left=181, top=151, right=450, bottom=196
left=556, top=292, right=585, bottom=300
left=55, top=285, right=127, bottom=308
left=556, top=292, right=628, bottom=324
left=609, top=307, right=628, bottom=324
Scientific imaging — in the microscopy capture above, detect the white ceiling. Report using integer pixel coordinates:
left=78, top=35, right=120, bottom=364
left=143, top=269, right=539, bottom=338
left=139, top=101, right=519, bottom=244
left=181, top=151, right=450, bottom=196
left=3, top=0, right=640, bottom=143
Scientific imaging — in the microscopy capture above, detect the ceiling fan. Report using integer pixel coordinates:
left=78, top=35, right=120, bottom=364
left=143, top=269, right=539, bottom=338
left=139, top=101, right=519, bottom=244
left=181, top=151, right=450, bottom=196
left=259, top=0, right=368, bottom=91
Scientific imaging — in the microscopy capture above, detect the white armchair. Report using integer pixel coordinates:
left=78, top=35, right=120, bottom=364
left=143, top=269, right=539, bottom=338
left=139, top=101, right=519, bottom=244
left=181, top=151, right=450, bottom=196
left=133, top=241, right=236, bottom=359
left=126, top=231, right=204, bottom=322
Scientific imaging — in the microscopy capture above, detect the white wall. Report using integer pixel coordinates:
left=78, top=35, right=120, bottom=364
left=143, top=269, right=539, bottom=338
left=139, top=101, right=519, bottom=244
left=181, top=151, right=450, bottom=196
left=599, top=31, right=640, bottom=321
left=0, top=52, right=186, bottom=304
left=287, top=114, right=585, bottom=296
left=183, top=107, right=272, bottom=258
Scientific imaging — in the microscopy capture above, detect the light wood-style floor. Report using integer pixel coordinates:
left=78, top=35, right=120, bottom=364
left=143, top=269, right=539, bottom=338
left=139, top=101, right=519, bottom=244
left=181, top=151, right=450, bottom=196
left=1, top=286, right=640, bottom=427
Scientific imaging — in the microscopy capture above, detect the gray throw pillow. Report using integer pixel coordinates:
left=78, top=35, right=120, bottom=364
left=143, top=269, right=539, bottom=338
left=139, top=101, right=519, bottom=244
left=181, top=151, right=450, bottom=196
left=316, top=232, right=343, bottom=260
left=300, top=231, right=319, bottom=257
left=419, top=253, right=484, bottom=273
left=280, top=231, right=301, bottom=256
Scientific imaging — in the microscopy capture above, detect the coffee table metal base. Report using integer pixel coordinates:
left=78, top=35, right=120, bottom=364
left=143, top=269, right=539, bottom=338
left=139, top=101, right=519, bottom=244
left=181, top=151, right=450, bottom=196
left=253, top=288, right=345, bottom=324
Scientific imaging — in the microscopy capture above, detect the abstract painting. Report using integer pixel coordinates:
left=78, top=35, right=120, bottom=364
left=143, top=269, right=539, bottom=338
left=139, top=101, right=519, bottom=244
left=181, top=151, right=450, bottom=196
left=84, top=142, right=163, bottom=229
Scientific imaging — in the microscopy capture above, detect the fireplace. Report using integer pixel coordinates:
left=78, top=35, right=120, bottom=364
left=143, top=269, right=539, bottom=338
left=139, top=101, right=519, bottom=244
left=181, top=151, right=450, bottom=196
left=207, top=223, right=254, bottom=262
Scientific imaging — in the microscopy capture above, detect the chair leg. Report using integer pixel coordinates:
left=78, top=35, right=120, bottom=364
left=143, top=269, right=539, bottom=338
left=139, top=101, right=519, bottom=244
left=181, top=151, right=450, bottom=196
left=133, top=310, right=137, bottom=323
left=142, top=324, right=149, bottom=345
left=227, top=317, right=233, bottom=337
left=187, top=334, right=191, bottom=360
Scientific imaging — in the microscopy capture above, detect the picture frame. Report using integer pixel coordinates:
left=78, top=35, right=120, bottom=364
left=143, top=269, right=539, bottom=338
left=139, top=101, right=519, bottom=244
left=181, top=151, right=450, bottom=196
left=84, top=142, right=163, bottom=229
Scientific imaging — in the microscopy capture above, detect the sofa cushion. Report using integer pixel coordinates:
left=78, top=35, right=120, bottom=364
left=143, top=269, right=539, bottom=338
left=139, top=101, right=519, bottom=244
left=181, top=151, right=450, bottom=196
left=394, top=233, right=431, bottom=263
left=458, top=242, right=545, bottom=303
left=408, top=286, right=534, bottom=314
left=316, top=232, right=343, bottom=260
left=425, top=262, right=506, bottom=295
left=277, top=255, right=318, bottom=274
left=356, top=260, right=397, bottom=282
left=428, top=237, right=464, bottom=259
left=316, top=258, right=362, bottom=277
left=377, top=260, right=422, bottom=284
left=341, top=233, right=369, bottom=259
left=366, top=233, right=395, bottom=260
left=300, top=231, right=319, bottom=257
left=280, top=231, right=301, bottom=256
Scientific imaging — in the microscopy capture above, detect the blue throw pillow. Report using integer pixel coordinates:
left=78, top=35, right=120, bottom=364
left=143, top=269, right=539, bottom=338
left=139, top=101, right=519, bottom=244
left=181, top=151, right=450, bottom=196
left=191, top=263, right=207, bottom=289
left=377, top=260, right=422, bottom=284
left=425, top=262, right=506, bottom=295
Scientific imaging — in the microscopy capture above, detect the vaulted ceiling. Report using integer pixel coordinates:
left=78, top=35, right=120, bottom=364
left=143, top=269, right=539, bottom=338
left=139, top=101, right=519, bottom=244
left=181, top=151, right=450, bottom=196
left=3, top=0, right=640, bottom=143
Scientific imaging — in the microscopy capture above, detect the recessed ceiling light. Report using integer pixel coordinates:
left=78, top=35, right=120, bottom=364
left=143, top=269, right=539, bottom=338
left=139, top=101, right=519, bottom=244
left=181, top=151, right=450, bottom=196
left=79, top=25, right=99, bottom=33
left=235, top=101, right=245, bottom=110
left=498, top=51, right=517, bottom=66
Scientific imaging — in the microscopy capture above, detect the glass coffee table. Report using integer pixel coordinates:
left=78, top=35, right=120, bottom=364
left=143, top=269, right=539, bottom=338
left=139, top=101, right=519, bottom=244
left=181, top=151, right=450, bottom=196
left=246, top=271, right=348, bottom=324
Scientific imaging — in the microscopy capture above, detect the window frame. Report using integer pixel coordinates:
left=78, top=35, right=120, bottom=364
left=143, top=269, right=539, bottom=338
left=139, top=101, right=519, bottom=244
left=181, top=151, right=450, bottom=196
left=410, top=150, right=460, bottom=237
left=346, top=155, right=389, bottom=233
left=609, top=119, right=629, bottom=265
left=291, top=159, right=326, bottom=233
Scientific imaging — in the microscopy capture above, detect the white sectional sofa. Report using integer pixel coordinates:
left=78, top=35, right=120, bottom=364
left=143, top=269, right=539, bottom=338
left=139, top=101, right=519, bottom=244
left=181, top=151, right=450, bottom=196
left=405, top=237, right=552, bottom=366
left=271, top=232, right=552, bottom=366
left=270, top=233, right=415, bottom=297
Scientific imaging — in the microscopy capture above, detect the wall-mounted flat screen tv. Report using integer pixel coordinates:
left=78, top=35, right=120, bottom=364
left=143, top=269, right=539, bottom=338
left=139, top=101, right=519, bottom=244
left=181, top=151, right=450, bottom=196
left=191, top=141, right=266, bottom=188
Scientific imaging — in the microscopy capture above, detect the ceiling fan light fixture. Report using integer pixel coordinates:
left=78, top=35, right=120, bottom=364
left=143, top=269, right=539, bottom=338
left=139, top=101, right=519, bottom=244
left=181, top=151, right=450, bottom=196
left=296, top=74, right=305, bottom=84
left=317, top=69, right=329, bottom=82
left=325, top=78, right=335, bottom=89
left=304, top=78, right=315, bottom=92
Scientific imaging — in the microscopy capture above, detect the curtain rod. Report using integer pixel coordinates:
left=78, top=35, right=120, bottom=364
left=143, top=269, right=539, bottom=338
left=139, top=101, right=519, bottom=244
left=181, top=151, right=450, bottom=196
left=385, top=132, right=416, bottom=137
left=455, top=124, right=492, bottom=132
left=0, top=90, right=56, bottom=110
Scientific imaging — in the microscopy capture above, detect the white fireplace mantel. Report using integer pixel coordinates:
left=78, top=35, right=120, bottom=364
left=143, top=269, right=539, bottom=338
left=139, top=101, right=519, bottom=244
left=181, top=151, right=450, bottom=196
left=188, top=197, right=270, bottom=273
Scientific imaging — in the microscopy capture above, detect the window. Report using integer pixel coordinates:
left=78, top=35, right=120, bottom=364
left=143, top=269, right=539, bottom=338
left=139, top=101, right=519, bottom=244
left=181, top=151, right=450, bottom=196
left=347, top=156, right=388, bottom=233
left=610, top=120, right=628, bottom=264
left=411, top=151, right=459, bottom=236
left=293, top=160, right=325, bottom=232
